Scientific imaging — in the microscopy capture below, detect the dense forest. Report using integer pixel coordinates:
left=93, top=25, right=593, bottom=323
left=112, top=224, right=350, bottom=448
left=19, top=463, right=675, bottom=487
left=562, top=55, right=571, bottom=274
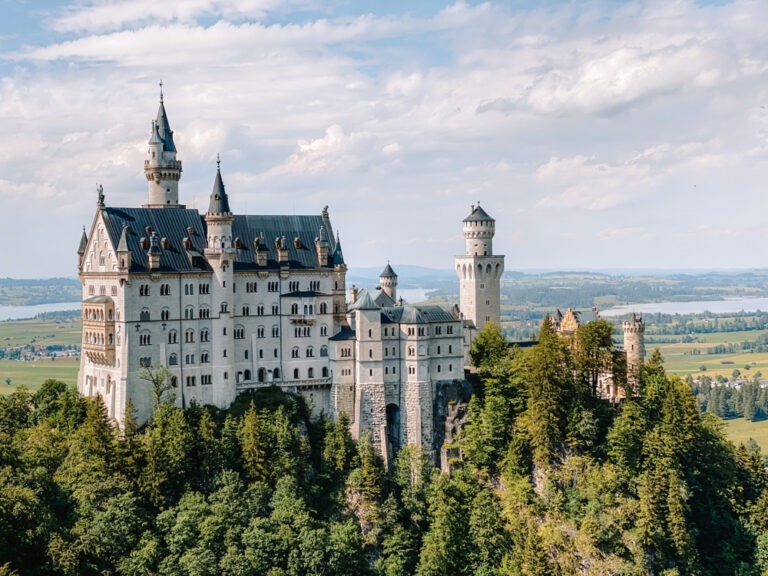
left=2, top=320, right=768, bottom=575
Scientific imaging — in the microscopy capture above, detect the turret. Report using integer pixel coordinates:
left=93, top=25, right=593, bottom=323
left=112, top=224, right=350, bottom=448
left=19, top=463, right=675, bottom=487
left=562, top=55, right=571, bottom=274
left=144, top=85, right=183, bottom=207
left=463, top=202, right=495, bottom=256
left=205, top=157, right=234, bottom=256
left=379, top=263, right=398, bottom=302
left=77, top=227, right=88, bottom=271
left=622, top=313, right=645, bottom=395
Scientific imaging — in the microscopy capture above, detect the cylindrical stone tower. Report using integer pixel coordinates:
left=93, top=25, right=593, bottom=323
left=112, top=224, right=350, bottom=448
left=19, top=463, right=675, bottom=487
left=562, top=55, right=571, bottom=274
left=622, top=313, right=645, bottom=395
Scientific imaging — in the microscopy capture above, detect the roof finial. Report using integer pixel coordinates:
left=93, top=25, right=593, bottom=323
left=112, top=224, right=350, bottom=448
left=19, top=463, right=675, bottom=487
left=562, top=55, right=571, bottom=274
left=159, top=79, right=164, bottom=103
left=216, top=153, right=221, bottom=171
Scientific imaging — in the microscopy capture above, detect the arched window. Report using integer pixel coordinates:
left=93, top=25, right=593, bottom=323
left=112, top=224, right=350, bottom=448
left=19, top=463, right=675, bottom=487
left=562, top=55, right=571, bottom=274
left=307, top=347, right=314, bottom=357
left=322, top=367, right=328, bottom=378
left=293, top=368, right=300, bottom=379
left=274, top=368, right=280, bottom=379
left=320, top=345, right=328, bottom=357
left=308, top=367, right=314, bottom=378
left=258, top=368, right=266, bottom=382
left=244, top=369, right=252, bottom=381
left=168, top=330, right=177, bottom=344
left=140, top=309, right=150, bottom=321
left=291, top=303, right=299, bottom=315
left=320, top=302, right=327, bottom=314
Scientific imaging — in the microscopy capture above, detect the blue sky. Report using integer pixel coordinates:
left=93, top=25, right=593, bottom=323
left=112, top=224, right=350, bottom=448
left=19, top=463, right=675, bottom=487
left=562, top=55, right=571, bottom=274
left=0, top=0, right=767, bottom=277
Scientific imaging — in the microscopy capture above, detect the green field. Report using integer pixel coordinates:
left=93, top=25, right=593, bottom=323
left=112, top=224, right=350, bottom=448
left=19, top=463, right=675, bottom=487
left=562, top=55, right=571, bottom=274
left=0, top=357, right=79, bottom=394
left=723, top=417, right=768, bottom=453
left=0, top=317, right=81, bottom=347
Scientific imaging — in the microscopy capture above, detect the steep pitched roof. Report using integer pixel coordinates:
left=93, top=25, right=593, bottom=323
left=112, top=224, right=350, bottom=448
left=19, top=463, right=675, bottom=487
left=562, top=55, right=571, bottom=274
left=77, top=228, right=88, bottom=255
left=350, top=290, right=378, bottom=310
left=332, top=233, right=345, bottom=266
left=374, top=290, right=396, bottom=307
left=207, top=166, right=231, bottom=215
left=101, top=207, right=210, bottom=273
left=381, top=305, right=457, bottom=324
left=380, top=263, right=397, bottom=278
left=155, top=100, right=177, bottom=152
left=463, top=204, right=494, bottom=223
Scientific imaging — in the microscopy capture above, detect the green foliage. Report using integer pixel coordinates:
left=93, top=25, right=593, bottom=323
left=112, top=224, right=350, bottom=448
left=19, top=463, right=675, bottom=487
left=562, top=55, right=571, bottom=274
left=469, top=321, right=508, bottom=369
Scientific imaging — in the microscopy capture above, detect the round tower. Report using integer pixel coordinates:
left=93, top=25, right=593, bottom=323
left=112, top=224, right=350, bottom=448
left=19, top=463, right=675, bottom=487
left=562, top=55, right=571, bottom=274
left=463, top=203, right=495, bottom=256
left=379, top=263, right=398, bottom=302
left=454, top=203, right=504, bottom=334
left=622, top=313, right=645, bottom=395
left=144, top=86, right=183, bottom=207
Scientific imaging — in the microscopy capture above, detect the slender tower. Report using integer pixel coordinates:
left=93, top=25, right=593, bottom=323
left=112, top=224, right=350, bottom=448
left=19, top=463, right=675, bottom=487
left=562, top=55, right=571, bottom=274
left=144, top=84, right=183, bottom=207
left=205, top=158, right=236, bottom=407
left=622, top=313, right=645, bottom=396
left=454, top=203, right=504, bottom=332
left=379, top=263, right=398, bottom=302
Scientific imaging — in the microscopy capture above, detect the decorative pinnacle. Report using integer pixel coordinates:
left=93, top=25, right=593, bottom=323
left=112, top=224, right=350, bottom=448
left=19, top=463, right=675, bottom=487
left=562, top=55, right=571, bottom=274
left=216, top=153, right=221, bottom=171
left=159, top=79, right=164, bottom=103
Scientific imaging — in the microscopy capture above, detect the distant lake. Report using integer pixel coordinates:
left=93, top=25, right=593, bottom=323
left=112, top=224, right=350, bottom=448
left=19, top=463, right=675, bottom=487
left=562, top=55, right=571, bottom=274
left=398, top=288, right=433, bottom=303
left=0, top=302, right=81, bottom=322
left=602, top=297, right=768, bottom=317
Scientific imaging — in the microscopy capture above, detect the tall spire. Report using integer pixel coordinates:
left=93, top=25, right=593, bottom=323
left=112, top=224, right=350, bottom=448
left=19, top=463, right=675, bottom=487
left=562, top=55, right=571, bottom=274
left=144, top=86, right=182, bottom=207
left=207, top=155, right=231, bottom=215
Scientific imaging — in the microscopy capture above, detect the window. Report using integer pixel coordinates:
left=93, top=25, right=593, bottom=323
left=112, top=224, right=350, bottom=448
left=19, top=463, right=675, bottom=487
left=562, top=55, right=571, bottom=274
left=185, top=354, right=195, bottom=365
left=320, top=345, right=328, bottom=357
left=201, top=352, right=210, bottom=363
left=186, top=376, right=196, bottom=387
left=320, top=325, right=328, bottom=337
left=435, top=326, right=442, bottom=335
left=368, top=349, right=372, bottom=359
left=111, top=286, right=117, bottom=296
left=234, top=327, right=245, bottom=339
left=437, top=346, right=441, bottom=354
left=140, top=357, right=152, bottom=368
left=161, top=308, right=170, bottom=321
left=201, top=329, right=209, bottom=342
left=294, top=368, right=300, bottom=379
left=418, top=327, right=426, bottom=336
left=185, top=329, right=194, bottom=343
left=257, top=326, right=264, bottom=338
left=244, top=369, right=251, bottom=381
left=257, top=305, right=265, bottom=316
left=88, top=285, right=95, bottom=296
left=139, top=284, right=150, bottom=296
left=140, top=332, right=151, bottom=346
left=408, top=366, right=415, bottom=375
left=291, top=303, right=299, bottom=315
left=272, top=325, right=279, bottom=337
left=408, top=327, right=415, bottom=336
left=307, top=347, right=314, bottom=357
left=448, top=364, right=452, bottom=372
left=341, top=348, right=351, bottom=358
left=308, top=367, right=314, bottom=378
left=223, top=349, right=227, bottom=358
left=268, top=281, right=278, bottom=292
left=368, top=329, right=372, bottom=338
left=274, top=348, right=279, bottom=358
left=289, top=281, right=299, bottom=291
left=185, top=306, right=194, bottom=319
left=437, top=365, right=441, bottom=373
left=201, top=374, right=212, bottom=385
left=448, top=345, right=452, bottom=354
left=199, top=283, right=210, bottom=294
left=168, top=353, right=178, bottom=365
left=272, top=304, right=279, bottom=315
left=140, top=309, right=150, bottom=321
left=447, top=325, right=454, bottom=335
left=221, top=302, right=228, bottom=313
left=200, top=307, right=210, bottom=319
left=246, top=282, right=258, bottom=293
left=408, top=346, right=415, bottom=357
left=168, top=331, right=178, bottom=344
left=291, top=347, right=300, bottom=358
left=245, top=349, right=249, bottom=359
left=319, top=302, right=327, bottom=314
left=242, top=305, right=250, bottom=316
left=274, top=368, right=280, bottom=379
left=310, top=280, right=320, bottom=291
left=160, top=284, right=170, bottom=296
left=322, top=367, right=328, bottom=378
left=259, top=349, right=264, bottom=359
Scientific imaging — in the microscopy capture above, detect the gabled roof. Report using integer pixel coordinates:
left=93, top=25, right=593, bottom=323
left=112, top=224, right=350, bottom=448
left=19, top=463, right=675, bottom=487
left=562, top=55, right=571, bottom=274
left=232, top=214, right=338, bottom=271
left=463, top=204, right=494, bottom=223
left=101, top=207, right=210, bottom=273
left=381, top=305, right=457, bottom=324
left=374, top=290, right=396, bottom=307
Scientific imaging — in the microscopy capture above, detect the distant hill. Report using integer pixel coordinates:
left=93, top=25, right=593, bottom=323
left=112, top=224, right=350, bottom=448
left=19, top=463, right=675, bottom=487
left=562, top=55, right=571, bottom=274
left=0, top=277, right=81, bottom=306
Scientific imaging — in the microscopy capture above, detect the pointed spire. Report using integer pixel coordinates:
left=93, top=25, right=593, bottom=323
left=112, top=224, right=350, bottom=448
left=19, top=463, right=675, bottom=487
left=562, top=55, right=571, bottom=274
left=380, top=261, right=397, bottom=278
left=117, top=226, right=129, bottom=252
left=77, top=227, right=88, bottom=255
left=332, top=231, right=345, bottom=265
left=155, top=85, right=176, bottom=153
left=207, top=155, right=231, bottom=215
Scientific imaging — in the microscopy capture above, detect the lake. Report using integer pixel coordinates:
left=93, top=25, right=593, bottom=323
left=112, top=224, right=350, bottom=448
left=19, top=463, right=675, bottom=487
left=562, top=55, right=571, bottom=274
left=601, top=297, right=768, bottom=317
left=0, top=302, right=81, bottom=322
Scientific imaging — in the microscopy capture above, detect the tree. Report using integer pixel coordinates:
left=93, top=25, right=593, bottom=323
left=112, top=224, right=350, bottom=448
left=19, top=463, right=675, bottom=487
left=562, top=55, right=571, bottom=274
left=469, top=322, right=508, bottom=370
left=139, top=365, right=175, bottom=408
left=242, top=402, right=267, bottom=483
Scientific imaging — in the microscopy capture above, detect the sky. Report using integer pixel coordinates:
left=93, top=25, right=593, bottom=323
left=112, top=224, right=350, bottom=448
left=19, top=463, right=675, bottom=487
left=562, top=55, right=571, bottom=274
left=1, top=0, right=767, bottom=278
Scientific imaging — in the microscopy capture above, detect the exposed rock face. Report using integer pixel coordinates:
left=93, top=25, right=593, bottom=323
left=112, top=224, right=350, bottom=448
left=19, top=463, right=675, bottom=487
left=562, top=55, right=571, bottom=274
left=433, top=377, right=474, bottom=472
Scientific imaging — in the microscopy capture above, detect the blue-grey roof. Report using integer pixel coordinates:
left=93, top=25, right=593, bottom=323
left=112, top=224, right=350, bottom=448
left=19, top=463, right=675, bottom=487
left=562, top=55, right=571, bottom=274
left=350, top=291, right=378, bottom=310
left=232, top=214, right=340, bottom=271
left=332, top=234, right=344, bottom=266
left=155, top=100, right=177, bottom=153
left=381, top=305, right=457, bottom=324
left=329, top=326, right=356, bottom=341
left=374, top=290, right=396, bottom=308
left=208, top=168, right=231, bottom=215
left=77, top=228, right=88, bottom=255
left=102, top=207, right=210, bottom=273
left=380, top=263, right=397, bottom=278
left=463, top=204, right=494, bottom=223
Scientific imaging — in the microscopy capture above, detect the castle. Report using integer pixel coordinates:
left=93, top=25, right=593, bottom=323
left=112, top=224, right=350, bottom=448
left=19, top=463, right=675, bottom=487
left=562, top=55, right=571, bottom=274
left=77, top=92, right=641, bottom=460
left=76, top=93, right=504, bottom=462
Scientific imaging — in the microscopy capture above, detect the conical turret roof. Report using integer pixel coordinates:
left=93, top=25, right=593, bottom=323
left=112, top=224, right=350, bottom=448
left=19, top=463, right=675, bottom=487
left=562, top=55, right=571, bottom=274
left=155, top=99, right=177, bottom=153
left=380, top=263, right=397, bottom=278
left=332, top=232, right=345, bottom=265
left=463, top=203, right=494, bottom=223
left=207, top=161, right=231, bottom=215
left=77, top=227, right=88, bottom=255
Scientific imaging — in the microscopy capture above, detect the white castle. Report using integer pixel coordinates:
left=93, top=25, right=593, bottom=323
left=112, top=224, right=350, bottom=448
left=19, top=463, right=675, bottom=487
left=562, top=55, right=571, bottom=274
left=76, top=93, right=503, bottom=460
